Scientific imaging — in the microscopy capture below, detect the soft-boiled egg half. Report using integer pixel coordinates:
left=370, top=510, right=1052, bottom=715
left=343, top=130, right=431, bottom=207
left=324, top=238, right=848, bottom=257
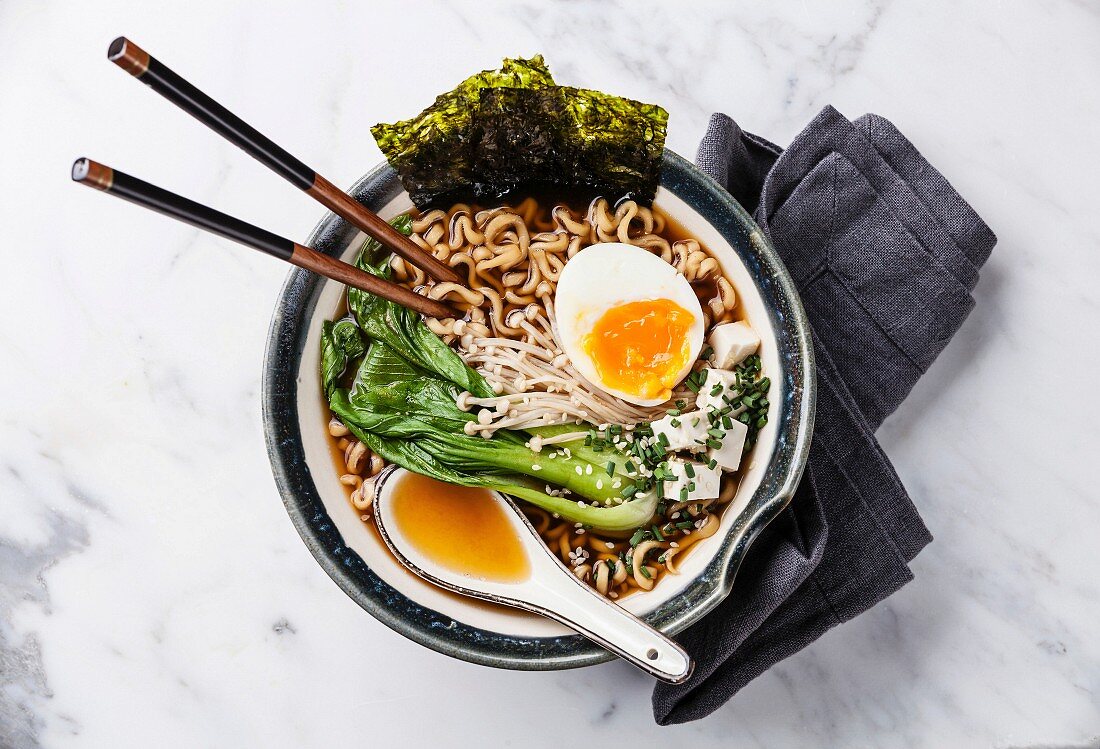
left=555, top=242, right=704, bottom=406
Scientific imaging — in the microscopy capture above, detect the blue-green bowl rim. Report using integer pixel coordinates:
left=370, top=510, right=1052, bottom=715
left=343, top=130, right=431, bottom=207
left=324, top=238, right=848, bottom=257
left=262, top=149, right=816, bottom=671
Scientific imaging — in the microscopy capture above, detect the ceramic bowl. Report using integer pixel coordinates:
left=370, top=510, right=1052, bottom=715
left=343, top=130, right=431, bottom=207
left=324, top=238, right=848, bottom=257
left=262, top=150, right=815, bottom=670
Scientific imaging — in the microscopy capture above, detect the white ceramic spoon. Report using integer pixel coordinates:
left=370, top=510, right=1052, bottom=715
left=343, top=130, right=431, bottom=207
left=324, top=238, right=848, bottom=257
left=372, top=466, right=694, bottom=684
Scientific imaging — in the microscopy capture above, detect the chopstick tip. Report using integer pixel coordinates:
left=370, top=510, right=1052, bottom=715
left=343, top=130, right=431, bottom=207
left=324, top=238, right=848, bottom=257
left=107, top=37, right=128, bottom=60
left=71, top=158, right=90, bottom=181
left=71, top=158, right=114, bottom=191
left=107, top=36, right=150, bottom=76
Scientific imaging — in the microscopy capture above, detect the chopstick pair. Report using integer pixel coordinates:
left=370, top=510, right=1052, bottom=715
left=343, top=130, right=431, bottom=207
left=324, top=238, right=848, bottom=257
left=73, top=37, right=459, bottom=320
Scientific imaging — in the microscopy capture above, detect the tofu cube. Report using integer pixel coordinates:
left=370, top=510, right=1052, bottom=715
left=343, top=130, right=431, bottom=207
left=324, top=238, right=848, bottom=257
left=707, top=418, right=749, bottom=471
left=649, top=411, right=709, bottom=452
left=695, top=368, right=740, bottom=414
left=664, top=458, right=721, bottom=502
left=708, top=321, right=760, bottom=369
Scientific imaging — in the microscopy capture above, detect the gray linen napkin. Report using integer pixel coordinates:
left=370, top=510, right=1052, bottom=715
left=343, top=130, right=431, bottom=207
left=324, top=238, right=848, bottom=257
left=652, top=106, right=995, bottom=724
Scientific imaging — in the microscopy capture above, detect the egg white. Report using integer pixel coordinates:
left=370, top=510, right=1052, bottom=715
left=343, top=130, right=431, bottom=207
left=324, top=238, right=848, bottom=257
left=554, top=242, right=705, bottom=407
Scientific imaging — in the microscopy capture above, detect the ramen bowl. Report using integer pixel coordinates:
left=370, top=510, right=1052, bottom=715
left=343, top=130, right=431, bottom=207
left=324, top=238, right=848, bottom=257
left=262, top=150, right=815, bottom=670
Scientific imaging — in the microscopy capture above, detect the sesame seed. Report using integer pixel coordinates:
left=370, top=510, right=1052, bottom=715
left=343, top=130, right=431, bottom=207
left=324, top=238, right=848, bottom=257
left=575, top=466, right=583, bottom=475
left=585, top=464, right=593, bottom=475
left=532, top=464, right=542, bottom=471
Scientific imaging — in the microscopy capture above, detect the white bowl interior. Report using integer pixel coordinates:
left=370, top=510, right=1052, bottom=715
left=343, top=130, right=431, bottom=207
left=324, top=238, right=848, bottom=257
left=296, top=187, right=781, bottom=637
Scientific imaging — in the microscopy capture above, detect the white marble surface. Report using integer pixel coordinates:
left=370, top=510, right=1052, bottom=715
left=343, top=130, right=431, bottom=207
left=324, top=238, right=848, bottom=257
left=2, top=0, right=1099, bottom=746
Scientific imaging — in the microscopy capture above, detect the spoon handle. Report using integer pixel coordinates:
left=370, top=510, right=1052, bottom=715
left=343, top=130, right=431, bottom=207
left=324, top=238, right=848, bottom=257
left=528, top=577, right=693, bottom=683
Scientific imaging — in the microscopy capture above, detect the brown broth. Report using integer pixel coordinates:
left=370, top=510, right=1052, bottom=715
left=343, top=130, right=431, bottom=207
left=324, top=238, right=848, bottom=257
left=390, top=472, right=529, bottom=583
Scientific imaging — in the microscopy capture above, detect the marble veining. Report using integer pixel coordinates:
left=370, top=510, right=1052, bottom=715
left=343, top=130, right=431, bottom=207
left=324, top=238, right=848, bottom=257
left=1, top=0, right=1099, bottom=747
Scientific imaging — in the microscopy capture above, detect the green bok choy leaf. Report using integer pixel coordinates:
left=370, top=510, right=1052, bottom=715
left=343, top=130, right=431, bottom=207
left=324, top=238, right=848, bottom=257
left=321, top=229, right=657, bottom=531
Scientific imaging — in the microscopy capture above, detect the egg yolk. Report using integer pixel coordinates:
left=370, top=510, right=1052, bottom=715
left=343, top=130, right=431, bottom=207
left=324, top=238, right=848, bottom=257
left=581, top=299, right=695, bottom=401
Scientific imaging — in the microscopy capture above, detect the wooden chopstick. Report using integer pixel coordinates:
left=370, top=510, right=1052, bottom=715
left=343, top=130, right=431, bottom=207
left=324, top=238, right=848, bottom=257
left=106, top=36, right=463, bottom=286
left=71, top=158, right=457, bottom=320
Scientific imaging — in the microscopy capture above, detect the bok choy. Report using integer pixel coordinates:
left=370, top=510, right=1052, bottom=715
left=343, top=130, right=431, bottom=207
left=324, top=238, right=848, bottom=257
left=321, top=219, right=657, bottom=532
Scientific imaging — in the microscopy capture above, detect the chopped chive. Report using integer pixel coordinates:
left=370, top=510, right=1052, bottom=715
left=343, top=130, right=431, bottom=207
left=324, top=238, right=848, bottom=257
left=657, top=432, right=670, bottom=447
left=685, top=463, right=695, bottom=478
left=668, top=409, right=681, bottom=417
left=675, top=399, right=687, bottom=410
left=710, top=383, right=723, bottom=396
left=621, top=484, right=638, bottom=499
left=669, top=418, right=681, bottom=427
left=679, top=487, right=689, bottom=501
left=700, top=345, right=713, bottom=361
left=640, top=566, right=652, bottom=579
left=625, top=460, right=637, bottom=473
left=629, top=529, right=646, bottom=547
left=708, top=428, right=725, bottom=439
left=676, top=520, right=695, bottom=530
left=651, top=524, right=665, bottom=541
left=706, top=438, right=723, bottom=450
left=708, top=458, right=718, bottom=470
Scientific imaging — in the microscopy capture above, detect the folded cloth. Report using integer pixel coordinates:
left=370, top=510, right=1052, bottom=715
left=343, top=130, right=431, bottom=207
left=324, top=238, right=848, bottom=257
left=652, top=106, right=995, bottom=724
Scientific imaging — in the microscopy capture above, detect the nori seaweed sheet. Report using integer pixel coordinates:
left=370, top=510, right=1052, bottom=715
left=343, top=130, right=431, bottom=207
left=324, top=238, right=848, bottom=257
left=372, top=57, right=668, bottom=208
